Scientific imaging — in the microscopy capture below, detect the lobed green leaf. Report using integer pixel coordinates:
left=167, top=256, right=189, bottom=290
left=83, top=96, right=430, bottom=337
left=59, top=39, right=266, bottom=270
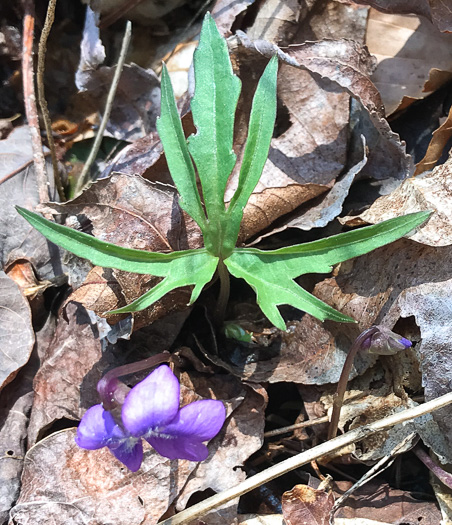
left=157, top=64, right=207, bottom=231
left=225, top=211, right=430, bottom=330
left=17, top=206, right=218, bottom=314
left=109, top=249, right=218, bottom=314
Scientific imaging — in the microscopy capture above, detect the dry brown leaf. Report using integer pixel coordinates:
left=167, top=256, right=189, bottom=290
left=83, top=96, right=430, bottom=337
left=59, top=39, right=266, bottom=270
left=366, top=9, right=452, bottom=115
left=212, top=0, right=257, bottom=37
left=0, top=271, right=34, bottom=392
left=351, top=0, right=452, bottom=33
left=415, top=105, right=452, bottom=174
left=238, top=183, right=332, bottom=242
left=282, top=484, right=334, bottom=525
left=246, top=0, right=302, bottom=44
left=176, top=383, right=267, bottom=511
left=11, top=429, right=196, bottom=525
left=341, top=158, right=452, bottom=247
left=334, top=481, right=443, bottom=523
left=0, top=126, right=62, bottom=281
left=309, top=238, right=452, bottom=461
left=27, top=302, right=104, bottom=447
left=256, top=141, right=367, bottom=239
left=321, top=364, right=418, bottom=462
left=234, top=33, right=411, bottom=182
left=0, top=362, right=35, bottom=523
left=397, top=279, right=452, bottom=462
left=67, top=266, right=127, bottom=325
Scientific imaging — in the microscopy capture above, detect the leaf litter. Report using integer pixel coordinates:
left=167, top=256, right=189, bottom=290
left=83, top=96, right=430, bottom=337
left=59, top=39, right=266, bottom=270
left=3, top=0, right=452, bottom=523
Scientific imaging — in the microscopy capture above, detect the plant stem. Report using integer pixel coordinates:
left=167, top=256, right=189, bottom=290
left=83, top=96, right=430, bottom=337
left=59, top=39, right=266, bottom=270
left=97, top=351, right=170, bottom=410
left=328, top=326, right=379, bottom=440
left=214, top=258, right=230, bottom=327
left=413, top=445, right=452, bottom=490
left=37, top=0, right=65, bottom=201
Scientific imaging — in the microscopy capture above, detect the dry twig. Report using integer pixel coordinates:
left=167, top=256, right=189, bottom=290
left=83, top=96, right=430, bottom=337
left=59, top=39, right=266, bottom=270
left=21, top=0, right=50, bottom=206
left=37, top=0, right=65, bottom=201
left=160, top=390, right=452, bottom=525
left=76, top=20, right=132, bottom=195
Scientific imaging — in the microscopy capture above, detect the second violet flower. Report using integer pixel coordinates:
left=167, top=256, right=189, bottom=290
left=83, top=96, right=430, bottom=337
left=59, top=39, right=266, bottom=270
left=75, top=365, right=226, bottom=471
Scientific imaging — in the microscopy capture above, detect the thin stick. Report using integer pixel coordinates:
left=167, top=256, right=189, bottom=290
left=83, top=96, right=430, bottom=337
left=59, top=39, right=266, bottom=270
left=21, top=0, right=50, bottom=205
left=37, top=0, right=65, bottom=201
left=328, top=327, right=379, bottom=440
left=330, top=432, right=416, bottom=521
left=159, top=390, right=452, bottom=525
left=264, top=416, right=329, bottom=438
left=76, top=20, right=132, bottom=195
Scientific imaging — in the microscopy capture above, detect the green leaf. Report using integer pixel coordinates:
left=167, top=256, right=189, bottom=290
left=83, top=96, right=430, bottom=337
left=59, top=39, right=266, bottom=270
left=16, top=207, right=219, bottom=309
left=188, top=12, right=241, bottom=222
left=157, top=63, right=207, bottom=231
left=225, top=211, right=430, bottom=330
left=266, top=211, right=431, bottom=271
left=226, top=55, right=278, bottom=247
left=225, top=251, right=353, bottom=330
left=108, top=249, right=218, bottom=314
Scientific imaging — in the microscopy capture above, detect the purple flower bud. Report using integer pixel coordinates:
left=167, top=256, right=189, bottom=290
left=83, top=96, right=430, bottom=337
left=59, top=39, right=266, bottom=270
left=363, top=325, right=412, bottom=355
left=75, top=365, right=226, bottom=471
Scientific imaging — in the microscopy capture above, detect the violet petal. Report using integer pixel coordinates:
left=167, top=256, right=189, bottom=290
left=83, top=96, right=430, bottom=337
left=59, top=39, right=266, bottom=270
left=75, top=404, right=119, bottom=450
left=161, top=400, right=226, bottom=441
left=147, top=435, right=209, bottom=462
left=121, top=365, right=180, bottom=437
left=108, top=439, right=143, bottom=472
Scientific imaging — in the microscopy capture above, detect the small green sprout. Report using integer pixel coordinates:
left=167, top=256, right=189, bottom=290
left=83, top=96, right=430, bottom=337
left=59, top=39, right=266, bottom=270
left=17, top=13, right=430, bottom=331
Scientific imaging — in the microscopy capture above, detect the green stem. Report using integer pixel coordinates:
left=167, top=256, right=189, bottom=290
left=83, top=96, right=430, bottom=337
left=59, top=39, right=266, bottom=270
left=214, top=258, right=230, bottom=327
left=328, top=326, right=379, bottom=440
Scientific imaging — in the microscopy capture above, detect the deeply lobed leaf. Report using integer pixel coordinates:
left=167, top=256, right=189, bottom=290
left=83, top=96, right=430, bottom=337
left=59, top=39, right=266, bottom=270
left=16, top=206, right=218, bottom=313
left=225, top=212, right=431, bottom=330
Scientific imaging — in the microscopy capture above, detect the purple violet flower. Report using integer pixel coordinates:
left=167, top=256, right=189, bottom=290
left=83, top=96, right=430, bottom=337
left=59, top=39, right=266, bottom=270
left=75, top=365, right=226, bottom=471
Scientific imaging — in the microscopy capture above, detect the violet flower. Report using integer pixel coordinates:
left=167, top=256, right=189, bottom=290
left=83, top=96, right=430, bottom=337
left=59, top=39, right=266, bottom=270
left=75, top=365, right=226, bottom=471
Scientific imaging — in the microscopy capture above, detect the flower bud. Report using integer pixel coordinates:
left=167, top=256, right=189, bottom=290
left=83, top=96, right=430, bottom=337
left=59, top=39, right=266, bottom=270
left=362, top=325, right=412, bottom=355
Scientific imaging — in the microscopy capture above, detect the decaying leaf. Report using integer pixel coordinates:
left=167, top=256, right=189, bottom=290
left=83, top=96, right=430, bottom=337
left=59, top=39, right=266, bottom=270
left=253, top=140, right=367, bottom=240
left=212, top=0, right=257, bottom=37
left=351, top=0, right=452, bottom=33
left=75, top=7, right=160, bottom=142
left=415, top=104, right=452, bottom=174
left=11, top=429, right=196, bottom=525
left=175, top=382, right=267, bottom=512
left=0, top=271, right=34, bottom=392
left=366, top=9, right=452, bottom=115
left=397, top=279, right=452, bottom=462
left=334, top=481, right=443, bottom=523
left=233, top=32, right=411, bottom=183
left=0, top=126, right=62, bottom=281
left=26, top=302, right=104, bottom=447
left=282, top=484, right=334, bottom=525
left=0, top=363, right=34, bottom=523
